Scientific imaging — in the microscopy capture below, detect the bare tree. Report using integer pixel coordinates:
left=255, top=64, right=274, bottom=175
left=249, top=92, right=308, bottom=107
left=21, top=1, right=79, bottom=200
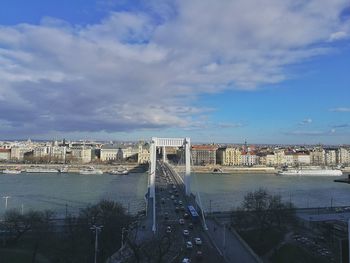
left=233, top=188, right=296, bottom=239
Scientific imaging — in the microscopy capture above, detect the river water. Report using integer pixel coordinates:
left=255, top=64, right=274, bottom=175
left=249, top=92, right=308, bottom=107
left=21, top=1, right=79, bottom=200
left=0, top=172, right=349, bottom=215
left=0, top=173, right=148, bottom=216
left=191, top=173, right=350, bottom=212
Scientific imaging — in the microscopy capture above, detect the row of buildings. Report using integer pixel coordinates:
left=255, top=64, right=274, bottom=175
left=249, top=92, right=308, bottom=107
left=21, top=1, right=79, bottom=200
left=191, top=145, right=350, bottom=167
left=0, top=139, right=151, bottom=164
left=1, top=139, right=349, bottom=167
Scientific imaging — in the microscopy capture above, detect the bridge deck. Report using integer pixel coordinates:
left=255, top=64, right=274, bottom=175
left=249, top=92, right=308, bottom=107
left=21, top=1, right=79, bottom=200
left=155, top=161, right=260, bottom=263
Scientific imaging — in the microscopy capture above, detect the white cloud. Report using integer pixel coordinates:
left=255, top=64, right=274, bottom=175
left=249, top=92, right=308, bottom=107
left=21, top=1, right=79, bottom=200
left=330, top=107, right=350, bottom=112
left=0, top=0, right=349, bottom=136
left=286, top=129, right=337, bottom=136
left=299, top=118, right=313, bottom=125
left=329, top=31, right=349, bottom=41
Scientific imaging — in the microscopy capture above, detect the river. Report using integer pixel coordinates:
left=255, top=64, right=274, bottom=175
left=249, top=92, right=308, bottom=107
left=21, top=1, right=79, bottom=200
left=0, top=172, right=349, bottom=216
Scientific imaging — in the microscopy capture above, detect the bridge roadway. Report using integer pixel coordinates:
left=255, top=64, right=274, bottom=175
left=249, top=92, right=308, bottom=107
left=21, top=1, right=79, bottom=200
left=160, top=161, right=262, bottom=263
left=155, top=161, right=224, bottom=263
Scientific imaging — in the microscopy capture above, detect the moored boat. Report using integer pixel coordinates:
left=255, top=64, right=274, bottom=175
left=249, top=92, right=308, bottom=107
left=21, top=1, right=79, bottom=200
left=109, top=167, right=129, bottom=175
left=79, top=166, right=103, bottom=175
left=277, top=168, right=342, bottom=176
left=26, top=167, right=59, bottom=173
left=2, top=168, right=22, bottom=174
left=59, top=166, right=69, bottom=173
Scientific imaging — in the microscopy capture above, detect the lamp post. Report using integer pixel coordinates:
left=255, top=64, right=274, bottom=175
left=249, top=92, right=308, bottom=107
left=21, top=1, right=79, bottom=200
left=90, top=225, right=103, bottom=263
left=348, top=218, right=350, bottom=263
left=223, top=223, right=226, bottom=258
left=121, top=227, right=127, bottom=248
left=2, top=196, right=10, bottom=209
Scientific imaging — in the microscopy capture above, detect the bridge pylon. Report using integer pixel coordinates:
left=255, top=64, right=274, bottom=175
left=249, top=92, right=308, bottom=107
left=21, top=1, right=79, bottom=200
left=149, top=137, right=191, bottom=233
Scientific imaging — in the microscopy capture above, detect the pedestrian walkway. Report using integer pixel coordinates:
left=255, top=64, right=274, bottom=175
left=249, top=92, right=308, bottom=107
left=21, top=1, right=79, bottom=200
left=206, top=219, right=261, bottom=263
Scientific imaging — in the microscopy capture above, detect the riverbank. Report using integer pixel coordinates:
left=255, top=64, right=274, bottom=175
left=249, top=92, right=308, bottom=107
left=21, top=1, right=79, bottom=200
left=0, top=163, right=148, bottom=173
left=188, top=165, right=276, bottom=174
left=183, top=165, right=350, bottom=174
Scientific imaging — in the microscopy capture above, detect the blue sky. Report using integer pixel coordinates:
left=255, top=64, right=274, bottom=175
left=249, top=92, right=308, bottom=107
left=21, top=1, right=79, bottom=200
left=0, top=0, right=349, bottom=144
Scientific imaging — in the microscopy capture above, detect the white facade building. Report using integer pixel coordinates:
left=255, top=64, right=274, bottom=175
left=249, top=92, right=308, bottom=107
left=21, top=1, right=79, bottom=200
left=241, top=154, right=257, bottom=166
left=10, top=146, right=33, bottom=160
left=70, top=147, right=92, bottom=163
left=337, top=148, right=350, bottom=165
left=295, top=153, right=311, bottom=165
left=138, top=143, right=150, bottom=164
left=0, top=149, right=11, bottom=160
left=325, top=150, right=337, bottom=165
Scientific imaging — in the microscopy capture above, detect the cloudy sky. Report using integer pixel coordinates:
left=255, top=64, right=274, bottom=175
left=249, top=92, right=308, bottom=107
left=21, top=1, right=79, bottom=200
left=0, top=0, right=349, bottom=144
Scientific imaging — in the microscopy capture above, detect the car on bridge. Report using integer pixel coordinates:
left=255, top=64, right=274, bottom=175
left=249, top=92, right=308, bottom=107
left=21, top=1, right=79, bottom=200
left=166, top=226, right=171, bottom=233
left=186, top=241, right=193, bottom=249
left=182, top=258, right=191, bottom=263
left=183, top=229, right=189, bottom=236
left=196, top=250, right=203, bottom=260
left=164, top=212, right=169, bottom=220
left=194, top=237, right=202, bottom=245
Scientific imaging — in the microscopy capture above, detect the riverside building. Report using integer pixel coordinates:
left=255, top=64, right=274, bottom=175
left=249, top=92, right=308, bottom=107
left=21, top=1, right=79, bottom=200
left=191, top=145, right=217, bottom=165
left=216, top=147, right=241, bottom=166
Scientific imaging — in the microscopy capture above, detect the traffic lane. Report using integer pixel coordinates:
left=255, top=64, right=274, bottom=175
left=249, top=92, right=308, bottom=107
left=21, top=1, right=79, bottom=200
left=162, top=164, right=222, bottom=262
left=163, top=172, right=214, bottom=261
left=156, top=188, right=185, bottom=261
left=159, top=163, right=223, bottom=262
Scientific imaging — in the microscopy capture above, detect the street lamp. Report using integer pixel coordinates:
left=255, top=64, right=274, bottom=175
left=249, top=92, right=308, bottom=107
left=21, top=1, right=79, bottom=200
left=90, top=225, right=103, bottom=263
left=209, top=199, right=212, bottom=214
left=121, top=227, right=128, bottom=248
left=2, top=196, right=11, bottom=209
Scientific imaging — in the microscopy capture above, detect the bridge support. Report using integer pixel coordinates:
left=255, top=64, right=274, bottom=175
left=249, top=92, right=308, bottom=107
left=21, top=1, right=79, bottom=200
left=149, top=137, right=191, bottom=233
left=185, top=138, right=191, bottom=195
left=162, top=146, right=166, bottom=162
left=149, top=140, right=156, bottom=233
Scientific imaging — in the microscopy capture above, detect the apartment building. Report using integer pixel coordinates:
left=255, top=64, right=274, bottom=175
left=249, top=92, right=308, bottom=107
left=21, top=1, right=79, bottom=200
left=191, top=145, right=217, bottom=165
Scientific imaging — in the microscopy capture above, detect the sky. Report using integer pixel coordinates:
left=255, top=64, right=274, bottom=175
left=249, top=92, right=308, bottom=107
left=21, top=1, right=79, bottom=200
left=0, top=0, right=349, bottom=144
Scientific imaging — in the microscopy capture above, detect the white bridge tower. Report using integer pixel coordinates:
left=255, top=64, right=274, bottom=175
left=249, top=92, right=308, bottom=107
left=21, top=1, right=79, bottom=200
left=149, top=137, right=191, bottom=232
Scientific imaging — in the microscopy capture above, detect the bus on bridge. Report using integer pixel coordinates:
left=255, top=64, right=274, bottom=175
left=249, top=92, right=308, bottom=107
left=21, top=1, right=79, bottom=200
left=187, top=205, right=200, bottom=223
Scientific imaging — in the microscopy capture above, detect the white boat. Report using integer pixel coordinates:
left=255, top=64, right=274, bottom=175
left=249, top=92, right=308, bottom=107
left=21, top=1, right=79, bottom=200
left=109, top=167, right=129, bottom=175
left=79, top=166, right=103, bottom=175
left=26, top=168, right=59, bottom=173
left=277, top=168, right=342, bottom=176
left=59, top=166, right=69, bottom=173
left=2, top=169, right=21, bottom=174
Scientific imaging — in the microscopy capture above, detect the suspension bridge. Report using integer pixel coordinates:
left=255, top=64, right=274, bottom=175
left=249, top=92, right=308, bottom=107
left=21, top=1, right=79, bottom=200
left=141, top=137, right=260, bottom=263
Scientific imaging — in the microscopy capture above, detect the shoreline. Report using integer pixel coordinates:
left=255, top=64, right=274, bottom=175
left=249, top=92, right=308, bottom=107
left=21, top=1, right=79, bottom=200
left=180, top=166, right=350, bottom=174
left=0, top=163, right=148, bottom=173
left=1, top=163, right=349, bottom=175
left=182, top=165, right=277, bottom=174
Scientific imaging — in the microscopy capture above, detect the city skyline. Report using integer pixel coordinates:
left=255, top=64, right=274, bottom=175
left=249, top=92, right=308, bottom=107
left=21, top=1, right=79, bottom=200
left=0, top=0, right=350, bottom=144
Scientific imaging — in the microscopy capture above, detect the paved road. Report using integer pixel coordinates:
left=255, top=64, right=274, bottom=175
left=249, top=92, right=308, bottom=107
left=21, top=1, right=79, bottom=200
left=157, top=161, right=223, bottom=263
left=134, top=160, right=257, bottom=263
left=206, top=219, right=260, bottom=263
